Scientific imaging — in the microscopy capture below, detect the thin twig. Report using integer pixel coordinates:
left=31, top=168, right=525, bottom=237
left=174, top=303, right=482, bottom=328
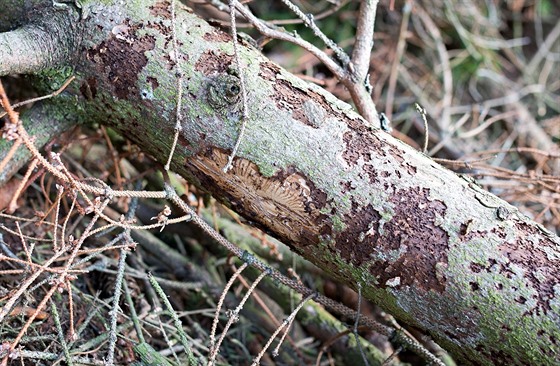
left=228, top=0, right=379, bottom=126
left=51, top=299, right=73, bottom=366
left=250, top=293, right=316, bottom=366
left=0, top=79, right=22, bottom=126
left=230, top=1, right=344, bottom=81
left=66, top=280, right=75, bottom=341
left=0, top=246, right=69, bottom=323
left=123, top=281, right=146, bottom=344
left=0, top=138, right=21, bottom=173
left=278, top=0, right=350, bottom=66
left=209, top=262, right=248, bottom=351
left=7, top=159, right=38, bottom=213
left=224, top=0, right=250, bottom=173
left=210, top=1, right=350, bottom=27
left=351, top=0, right=379, bottom=82
left=147, top=272, right=198, bottom=366
left=0, top=76, right=75, bottom=119
left=164, top=0, right=184, bottom=172
left=209, top=270, right=268, bottom=365
left=105, top=244, right=129, bottom=365
left=415, top=103, right=429, bottom=153
left=2, top=284, right=59, bottom=365
left=414, top=3, right=453, bottom=134
left=353, top=283, right=370, bottom=366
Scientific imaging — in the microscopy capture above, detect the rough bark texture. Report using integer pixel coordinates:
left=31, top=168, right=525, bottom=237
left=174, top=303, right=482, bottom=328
left=1, top=1, right=559, bottom=365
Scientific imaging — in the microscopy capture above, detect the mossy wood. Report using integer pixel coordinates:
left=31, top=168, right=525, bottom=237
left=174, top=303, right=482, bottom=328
left=0, top=1, right=558, bottom=364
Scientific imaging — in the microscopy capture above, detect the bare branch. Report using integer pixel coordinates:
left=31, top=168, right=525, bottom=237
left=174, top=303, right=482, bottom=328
left=0, top=9, right=81, bottom=76
left=351, top=0, right=379, bottom=82
left=278, top=0, right=350, bottom=66
left=231, top=1, right=345, bottom=79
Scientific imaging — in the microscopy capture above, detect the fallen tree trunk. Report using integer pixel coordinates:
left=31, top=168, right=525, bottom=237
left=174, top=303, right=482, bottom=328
left=0, top=1, right=559, bottom=364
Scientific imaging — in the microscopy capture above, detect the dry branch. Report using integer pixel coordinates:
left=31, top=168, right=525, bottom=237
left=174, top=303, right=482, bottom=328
left=0, top=1, right=559, bottom=365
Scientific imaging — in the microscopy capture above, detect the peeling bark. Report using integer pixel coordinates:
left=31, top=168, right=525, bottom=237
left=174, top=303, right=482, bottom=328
left=1, top=1, right=559, bottom=364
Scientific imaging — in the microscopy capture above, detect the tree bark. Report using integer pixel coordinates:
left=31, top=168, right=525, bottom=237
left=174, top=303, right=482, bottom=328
left=0, top=1, right=559, bottom=365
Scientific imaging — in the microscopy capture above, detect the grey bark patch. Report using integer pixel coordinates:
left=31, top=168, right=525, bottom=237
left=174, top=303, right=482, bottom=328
left=270, top=77, right=319, bottom=127
left=301, top=100, right=327, bottom=128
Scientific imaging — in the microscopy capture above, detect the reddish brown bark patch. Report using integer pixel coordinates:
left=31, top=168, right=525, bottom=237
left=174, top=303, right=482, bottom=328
left=342, top=129, right=382, bottom=184
left=146, top=19, right=172, bottom=44
left=335, top=187, right=448, bottom=292
left=379, top=186, right=448, bottom=292
left=343, top=118, right=418, bottom=178
left=147, top=76, right=159, bottom=90
left=203, top=30, right=232, bottom=43
left=497, top=222, right=560, bottom=314
left=259, top=62, right=348, bottom=128
left=194, top=50, right=234, bottom=76
left=475, top=345, right=516, bottom=366
left=79, top=77, right=98, bottom=100
left=259, top=61, right=280, bottom=80
left=149, top=1, right=171, bottom=18
left=86, top=22, right=156, bottom=100
left=336, top=202, right=382, bottom=266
